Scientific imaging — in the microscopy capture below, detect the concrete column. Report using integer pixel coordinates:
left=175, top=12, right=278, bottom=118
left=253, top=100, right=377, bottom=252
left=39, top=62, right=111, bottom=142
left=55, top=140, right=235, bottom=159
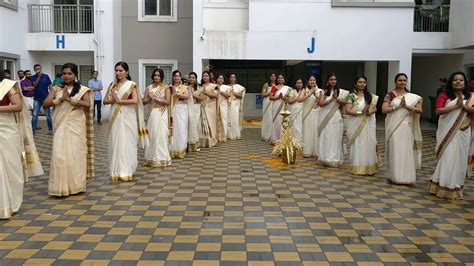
left=387, top=61, right=400, bottom=94
left=193, top=0, right=204, bottom=75
left=100, top=0, right=121, bottom=120
left=364, top=61, right=377, bottom=94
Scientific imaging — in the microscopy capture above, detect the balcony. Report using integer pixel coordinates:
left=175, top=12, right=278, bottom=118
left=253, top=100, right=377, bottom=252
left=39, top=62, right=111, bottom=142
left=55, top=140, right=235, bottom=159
left=414, top=5, right=450, bottom=32
left=28, top=4, right=94, bottom=33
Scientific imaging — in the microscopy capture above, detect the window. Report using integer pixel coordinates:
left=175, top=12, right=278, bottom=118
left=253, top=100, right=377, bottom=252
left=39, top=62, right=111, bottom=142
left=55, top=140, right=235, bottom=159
left=0, top=58, right=15, bottom=77
left=467, top=65, right=474, bottom=80
left=138, top=0, right=177, bottom=22
left=138, top=59, right=178, bottom=94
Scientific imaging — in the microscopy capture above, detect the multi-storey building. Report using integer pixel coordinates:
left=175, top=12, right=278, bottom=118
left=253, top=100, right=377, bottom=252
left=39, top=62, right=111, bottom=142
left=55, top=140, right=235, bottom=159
left=3, top=0, right=474, bottom=120
left=1, top=0, right=120, bottom=88
left=193, top=0, right=474, bottom=118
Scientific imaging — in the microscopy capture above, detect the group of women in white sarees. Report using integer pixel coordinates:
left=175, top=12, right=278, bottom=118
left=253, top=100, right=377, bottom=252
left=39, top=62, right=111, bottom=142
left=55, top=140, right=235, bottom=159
left=102, top=66, right=246, bottom=181
left=262, top=73, right=384, bottom=176
left=3, top=65, right=471, bottom=221
left=381, top=71, right=474, bottom=200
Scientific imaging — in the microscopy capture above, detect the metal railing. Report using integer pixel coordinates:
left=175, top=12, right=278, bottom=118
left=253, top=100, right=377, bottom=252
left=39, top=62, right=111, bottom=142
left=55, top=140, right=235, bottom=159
left=28, top=4, right=94, bottom=33
left=414, top=5, right=450, bottom=32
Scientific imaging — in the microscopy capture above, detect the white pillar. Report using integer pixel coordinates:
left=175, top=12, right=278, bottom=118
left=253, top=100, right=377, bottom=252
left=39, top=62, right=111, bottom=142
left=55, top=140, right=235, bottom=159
left=193, top=0, right=204, bottom=76
left=387, top=61, right=400, bottom=94
left=364, top=61, right=377, bottom=94
left=100, top=0, right=122, bottom=120
left=386, top=53, right=412, bottom=94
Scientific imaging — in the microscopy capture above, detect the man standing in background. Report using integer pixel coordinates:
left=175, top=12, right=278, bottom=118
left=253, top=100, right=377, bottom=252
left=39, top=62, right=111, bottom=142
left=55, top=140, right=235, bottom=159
left=17, top=70, right=25, bottom=81
left=31, top=64, right=53, bottom=134
left=20, top=70, right=35, bottom=110
left=88, top=70, right=103, bottom=125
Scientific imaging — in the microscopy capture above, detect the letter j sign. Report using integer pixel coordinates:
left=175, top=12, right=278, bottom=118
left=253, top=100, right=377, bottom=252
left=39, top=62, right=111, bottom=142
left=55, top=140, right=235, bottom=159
left=307, top=37, right=316, bottom=54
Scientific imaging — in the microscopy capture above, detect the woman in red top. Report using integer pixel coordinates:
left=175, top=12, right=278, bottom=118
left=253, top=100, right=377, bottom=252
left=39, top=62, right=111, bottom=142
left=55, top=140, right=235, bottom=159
left=0, top=75, right=24, bottom=219
left=428, top=71, right=474, bottom=199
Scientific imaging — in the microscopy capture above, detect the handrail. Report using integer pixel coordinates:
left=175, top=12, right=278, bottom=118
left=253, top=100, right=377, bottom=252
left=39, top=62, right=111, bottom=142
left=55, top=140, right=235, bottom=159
left=414, top=5, right=450, bottom=32
left=28, top=4, right=94, bottom=33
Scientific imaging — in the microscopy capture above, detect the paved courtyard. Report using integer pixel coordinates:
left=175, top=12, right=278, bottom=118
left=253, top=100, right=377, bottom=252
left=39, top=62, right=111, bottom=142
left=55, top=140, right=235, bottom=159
left=1, top=121, right=474, bottom=265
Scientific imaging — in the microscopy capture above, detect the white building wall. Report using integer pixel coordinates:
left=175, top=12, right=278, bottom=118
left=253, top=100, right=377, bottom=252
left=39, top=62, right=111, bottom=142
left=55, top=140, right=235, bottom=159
left=195, top=1, right=415, bottom=78
left=0, top=0, right=30, bottom=71
left=449, top=0, right=474, bottom=49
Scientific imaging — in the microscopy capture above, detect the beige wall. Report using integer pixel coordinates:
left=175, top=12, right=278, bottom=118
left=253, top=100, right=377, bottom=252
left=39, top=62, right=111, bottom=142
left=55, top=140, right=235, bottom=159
left=121, top=0, right=193, bottom=86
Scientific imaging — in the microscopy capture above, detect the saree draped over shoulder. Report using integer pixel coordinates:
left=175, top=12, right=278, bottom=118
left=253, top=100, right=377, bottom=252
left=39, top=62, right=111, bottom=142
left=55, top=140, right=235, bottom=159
left=288, top=89, right=303, bottom=143
left=107, top=80, right=149, bottom=182
left=261, top=83, right=273, bottom=141
left=301, top=88, right=321, bottom=157
left=199, top=83, right=218, bottom=148
left=428, top=94, right=474, bottom=200
left=318, top=89, right=349, bottom=167
left=228, top=84, right=245, bottom=140
left=0, top=79, right=26, bottom=219
left=385, top=92, right=422, bottom=184
left=271, top=85, right=291, bottom=143
left=345, top=93, right=379, bottom=175
left=188, top=86, right=203, bottom=151
left=144, top=84, right=171, bottom=167
left=169, top=84, right=190, bottom=158
left=49, top=85, right=94, bottom=196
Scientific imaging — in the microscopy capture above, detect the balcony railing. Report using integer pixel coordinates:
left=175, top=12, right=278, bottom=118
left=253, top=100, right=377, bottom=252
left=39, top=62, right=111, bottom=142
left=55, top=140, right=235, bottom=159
left=28, top=4, right=94, bottom=33
left=414, top=5, right=450, bottom=32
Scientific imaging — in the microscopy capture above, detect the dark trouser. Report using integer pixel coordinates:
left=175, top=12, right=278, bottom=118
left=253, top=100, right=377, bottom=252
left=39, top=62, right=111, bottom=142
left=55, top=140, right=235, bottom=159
left=32, top=99, right=52, bottom=132
left=94, top=100, right=102, bottom=122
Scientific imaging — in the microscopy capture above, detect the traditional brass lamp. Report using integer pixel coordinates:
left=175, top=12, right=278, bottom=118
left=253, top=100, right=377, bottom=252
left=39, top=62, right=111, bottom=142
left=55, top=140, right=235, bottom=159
left=272, top=109, right=303, bottom=164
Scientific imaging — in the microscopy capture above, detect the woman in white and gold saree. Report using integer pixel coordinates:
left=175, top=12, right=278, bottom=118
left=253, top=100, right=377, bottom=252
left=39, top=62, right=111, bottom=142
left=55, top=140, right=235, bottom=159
left=188, top=72, right=204, bottom=152
left=345, top=76, right=379, bottom=175
left=270, top=74, right=291, bottom=144
left=300, top=75, right=321, bottom=158
left=143, top=68, right=172, bottom=167
left=199, top=71, right=219, bottom=148
left=104, top=62, right=149, bottom=182
left=428, top=71, right=474, bottom=200
left=261, top=73, right=276, bottom=141
left=0, top=78, right=26, bottom=219
left=318, top=73, right=349, bottom=167
left=227, top=73, right=246, bottom=140
left=287, top=78, right=303, bottom=142
left=382, top=73, right=423, bottom=185
left=216, top=74, right=232, bottom=143
left=169, top=70, right=191, bottom=159
left=43, top=63, right=94, bottom=196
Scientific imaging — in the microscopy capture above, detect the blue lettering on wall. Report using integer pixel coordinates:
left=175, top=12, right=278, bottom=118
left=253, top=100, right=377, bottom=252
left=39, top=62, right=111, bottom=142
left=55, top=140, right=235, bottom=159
left=307, top=37, right=315, bottom=54
left=56, top=35, right=65, bottom=49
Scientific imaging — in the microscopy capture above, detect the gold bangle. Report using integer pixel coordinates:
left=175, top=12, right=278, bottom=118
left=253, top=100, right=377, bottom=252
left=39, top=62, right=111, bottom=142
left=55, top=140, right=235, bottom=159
left=356, top=111, right=362, bottom=115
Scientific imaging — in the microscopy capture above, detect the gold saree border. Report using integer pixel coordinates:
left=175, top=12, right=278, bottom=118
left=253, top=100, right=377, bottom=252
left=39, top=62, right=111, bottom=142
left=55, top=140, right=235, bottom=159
left=144, top=159, right=171, bottom=168
left=319, top=160, right=342, bottom=168
left=349, top=163, right=379, bottom=175
left=187, top=142, right=200, bottom=152
left=170, top=149, right=186, bottom=159
left=428, top=181, right=463, bottom=200
left=110, top=175, right=133, bottom=182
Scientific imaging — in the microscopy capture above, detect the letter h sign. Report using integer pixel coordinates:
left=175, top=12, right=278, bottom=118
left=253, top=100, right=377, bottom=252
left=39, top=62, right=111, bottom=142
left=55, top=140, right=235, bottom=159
left=56, top=35, right=65, bottom=49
